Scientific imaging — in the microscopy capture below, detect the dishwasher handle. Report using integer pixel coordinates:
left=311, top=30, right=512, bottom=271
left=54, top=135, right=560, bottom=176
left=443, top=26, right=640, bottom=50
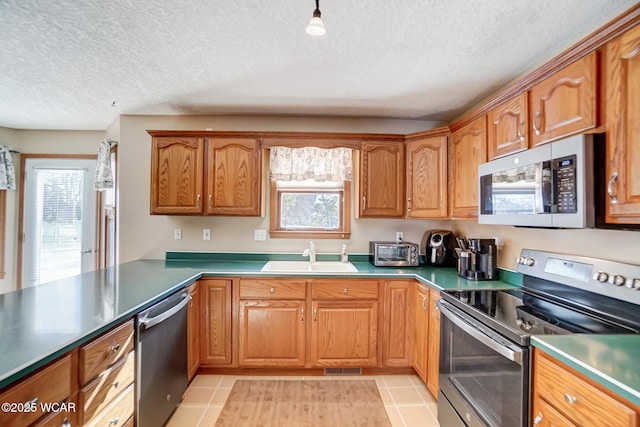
left=139, top=292, right=191, bottom=330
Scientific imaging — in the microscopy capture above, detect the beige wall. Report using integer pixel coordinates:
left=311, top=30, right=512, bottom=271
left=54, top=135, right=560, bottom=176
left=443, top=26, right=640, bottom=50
left=0, top=127, right=106, bottom=293
left=452, top=221, right=640, bottom=269
left=117, top=115, right=446, bottom=262
left=3, top=115, right=640, bottom=292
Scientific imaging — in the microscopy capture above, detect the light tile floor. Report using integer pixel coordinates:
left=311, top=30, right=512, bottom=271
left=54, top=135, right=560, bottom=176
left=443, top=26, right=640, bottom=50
left=166, top=374, right=440, bottom=427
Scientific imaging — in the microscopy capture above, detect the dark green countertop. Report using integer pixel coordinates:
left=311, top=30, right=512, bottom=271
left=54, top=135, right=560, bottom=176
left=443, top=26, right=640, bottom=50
left=532, top=335, right=640, bottom=407
left=0, top=256, right=519, bottom=389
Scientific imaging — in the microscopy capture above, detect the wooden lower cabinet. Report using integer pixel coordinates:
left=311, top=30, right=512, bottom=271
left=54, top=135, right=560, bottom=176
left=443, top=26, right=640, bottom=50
left=310, top=300, right=378, bottom=367
left=238, top=300, right=306, bottom=367
left=532, top=350, right=639, bottom=427
left=382, top=280, right=413, bottom=367
left=426, top=289, right=441, bottom=398
left=413, top=283, right=429, bottom=384
left=187, top=282, right=201, bottom=381
left=201, top=279, right=232, bottom=365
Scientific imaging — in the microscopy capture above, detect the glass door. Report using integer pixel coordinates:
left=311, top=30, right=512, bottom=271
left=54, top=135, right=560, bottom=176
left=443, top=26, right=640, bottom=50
left=22, top=158, right=97, bottom=287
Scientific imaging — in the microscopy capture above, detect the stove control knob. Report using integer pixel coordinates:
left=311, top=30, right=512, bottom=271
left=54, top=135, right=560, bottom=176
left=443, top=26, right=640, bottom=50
left=625, top=278, right=640, bottom=290
left=525, top=257, right=535, bottom=266
left=593, top=271, right=609, bottom=282
left=516, top=256, right=525, bottom=265
left=608, top=274, right=626, bottom=286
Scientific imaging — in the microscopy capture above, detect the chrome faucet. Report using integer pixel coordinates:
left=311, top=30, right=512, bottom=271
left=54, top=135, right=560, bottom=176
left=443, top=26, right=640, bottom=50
left=302, top=241, right=316, bottom=263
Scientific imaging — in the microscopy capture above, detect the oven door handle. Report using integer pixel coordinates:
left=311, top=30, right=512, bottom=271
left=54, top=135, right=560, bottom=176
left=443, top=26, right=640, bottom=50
left=438, top=301, right=523, bottom=365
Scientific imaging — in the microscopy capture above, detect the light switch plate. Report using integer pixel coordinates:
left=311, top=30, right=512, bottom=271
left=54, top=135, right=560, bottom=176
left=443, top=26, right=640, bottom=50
left=174, top=228, right=182, bottom=240
left=254, top=229, right=267, bottom=241
left=203, top=229, right=211, bottom=240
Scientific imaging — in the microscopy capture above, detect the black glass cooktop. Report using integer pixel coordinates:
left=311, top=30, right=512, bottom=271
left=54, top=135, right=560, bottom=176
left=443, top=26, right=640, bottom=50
left=441, top=287, right=640, bottom=345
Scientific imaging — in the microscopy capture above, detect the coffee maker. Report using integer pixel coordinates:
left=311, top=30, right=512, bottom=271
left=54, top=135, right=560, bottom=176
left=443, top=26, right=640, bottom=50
left=421, top=230, right=457, bottom=267
left=457, top=237, right=498, bottom=280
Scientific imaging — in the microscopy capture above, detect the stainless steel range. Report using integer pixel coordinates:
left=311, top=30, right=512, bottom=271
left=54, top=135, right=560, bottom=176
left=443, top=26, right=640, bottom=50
left=437, top=249, right=640, bottom=427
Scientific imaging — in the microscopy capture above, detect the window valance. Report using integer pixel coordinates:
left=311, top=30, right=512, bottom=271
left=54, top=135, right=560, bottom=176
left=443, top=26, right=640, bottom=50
left=269, top=147, right=353, bottom=182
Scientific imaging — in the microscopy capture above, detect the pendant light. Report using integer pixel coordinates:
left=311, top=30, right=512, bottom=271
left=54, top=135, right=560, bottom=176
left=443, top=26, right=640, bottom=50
left=306, top=0, right=326, bottom=36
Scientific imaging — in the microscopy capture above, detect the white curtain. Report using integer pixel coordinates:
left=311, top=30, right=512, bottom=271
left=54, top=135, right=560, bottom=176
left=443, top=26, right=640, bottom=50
left=269, top=147, right=353, bottom=182
left=0, top=145, right=16, bottom=190
left=94, top=139, right=116, bottom=191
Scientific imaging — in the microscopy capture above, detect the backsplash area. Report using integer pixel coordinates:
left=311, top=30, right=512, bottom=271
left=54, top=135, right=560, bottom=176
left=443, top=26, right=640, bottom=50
left=452, top=221, right=640, bottom=270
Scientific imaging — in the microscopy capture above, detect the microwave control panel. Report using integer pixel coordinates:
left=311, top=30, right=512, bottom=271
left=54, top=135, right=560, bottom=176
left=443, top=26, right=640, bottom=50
left=554, top=154, right=577, bottom=213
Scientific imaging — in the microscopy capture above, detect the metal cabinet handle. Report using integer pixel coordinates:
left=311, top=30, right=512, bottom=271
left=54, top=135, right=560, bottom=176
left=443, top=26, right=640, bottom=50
left=270, top=287, right=275, bottom=293
left=608, top=172, right=619, bottom=204
left=533, top=112, right=542, bottom=135
left=110, top=343, right=120, bottom=352
left=422, top=295, right=428, bottom=311
left=407, top=197, right=412, bottom=212
left=343, top=288, right=349, bottom=294
left=24, top=397, right=38, bottom=406
left=109, top=418, right=120, bottom=426
left=62, top=417, right=71, bottom=427
left=564, top=393, right=577, bottom=405
left=208, top=194, right=213, bottom=208
left=313, top=307, right=317, bottom=322
left=517, top=120, right=525, bottom=142
left=196, top=194, right=201, bottom=208
left=300, top=307, right=305, bottom=323
left=112, top=381, right=120, bottom=388
left=533, top=412, right=543, bottom=426
left=362, top=196, right=366, bottom=211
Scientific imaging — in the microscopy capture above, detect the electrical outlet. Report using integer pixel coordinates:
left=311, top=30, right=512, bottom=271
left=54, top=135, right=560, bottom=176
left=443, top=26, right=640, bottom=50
left=395, top=231, right=403, bottom=242
left=254, top=229, right=267, bottom=241
left=174, top=228, right=182, bottom=240
left=203, top=229, right=211, bottom=240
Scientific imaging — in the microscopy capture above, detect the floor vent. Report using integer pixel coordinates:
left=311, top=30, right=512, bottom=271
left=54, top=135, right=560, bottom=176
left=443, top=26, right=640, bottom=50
left=323, top=368, right=362, bottom=376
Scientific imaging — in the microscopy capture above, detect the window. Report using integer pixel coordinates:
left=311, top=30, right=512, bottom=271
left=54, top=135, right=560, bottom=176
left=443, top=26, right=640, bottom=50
left=268, top=147, right=352, bottom=239
left=270, top=180, right=351, bottom=238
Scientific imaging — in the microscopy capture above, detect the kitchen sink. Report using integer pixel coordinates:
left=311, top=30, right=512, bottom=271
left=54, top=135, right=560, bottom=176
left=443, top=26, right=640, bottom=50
left=260, top=261, right=358, bottom=273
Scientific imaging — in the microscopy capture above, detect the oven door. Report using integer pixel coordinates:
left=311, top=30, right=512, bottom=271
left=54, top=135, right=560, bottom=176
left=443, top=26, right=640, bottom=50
left=438, top=300, right=529, bottom=427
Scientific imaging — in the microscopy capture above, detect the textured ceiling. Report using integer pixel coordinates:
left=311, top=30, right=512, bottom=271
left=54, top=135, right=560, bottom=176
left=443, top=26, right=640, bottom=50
left=0, top=0, right=637, bottom=130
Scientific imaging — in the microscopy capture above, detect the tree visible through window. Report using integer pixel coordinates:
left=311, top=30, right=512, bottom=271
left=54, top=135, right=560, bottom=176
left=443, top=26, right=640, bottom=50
left=280, top=191, right=341, bottom=230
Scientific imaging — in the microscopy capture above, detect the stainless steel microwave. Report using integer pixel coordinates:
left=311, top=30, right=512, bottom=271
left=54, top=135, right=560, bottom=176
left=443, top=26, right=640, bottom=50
left=478, top=134, right=594, bottom=228
left=369, top=241, right=419, bottom=267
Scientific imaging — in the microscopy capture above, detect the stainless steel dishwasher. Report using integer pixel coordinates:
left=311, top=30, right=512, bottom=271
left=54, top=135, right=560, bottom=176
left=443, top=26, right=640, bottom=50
left=136, top=290, right=190, bottom=427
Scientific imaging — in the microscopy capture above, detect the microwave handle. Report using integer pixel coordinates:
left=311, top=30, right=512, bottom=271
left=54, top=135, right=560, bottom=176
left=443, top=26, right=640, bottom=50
left=438, top=301, right=522, bottom=365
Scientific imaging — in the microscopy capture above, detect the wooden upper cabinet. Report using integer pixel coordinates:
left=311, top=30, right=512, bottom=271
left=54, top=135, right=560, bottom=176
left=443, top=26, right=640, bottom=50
left=487, top=92, right=528, bottom=159
left=150, top=137, right=205, bottom=214
left=605, top=23, right=640, bottom=224
left=207, top=138, right=262, bottom=216
left=450, top=116, right=487, bottom=219
left=406, top=135, right=448, bottom=219
left=529, top=51, right=598, bottom=146
left=359, top=140, right=405, bottom=217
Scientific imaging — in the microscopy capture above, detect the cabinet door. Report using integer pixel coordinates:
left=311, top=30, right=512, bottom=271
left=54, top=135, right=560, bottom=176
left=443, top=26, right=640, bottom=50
left=311, top=301, right=378, bottom=367
left=487, top=93, right=528, bottom=159
left=406, top=136, right=448, bottom=218
left=413, top=284, right=429, bottom=384
left=150, top=137, right=205, bottom=214
left=605, top=24, right=640, bottom=224
left=187, top=282, right=200, bottom=381
left=426, top=289, right=441, bottom=399
left=360, top=140, right=405, bottom=217
left=450, top=116, right=487, bottom=219
left=381, top=281, right=413, bottom=367
left=238, top=300, right=306, bottom=367
left=201, top=279, right=232, bottom=365
left=529, top=52, right=597, bottom=146
left=207, top=138, right=262, bottom=216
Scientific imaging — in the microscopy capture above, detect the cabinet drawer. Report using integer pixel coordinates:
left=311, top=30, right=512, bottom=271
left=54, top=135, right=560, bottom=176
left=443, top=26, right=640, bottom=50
left=31, top=397, right=78, bottom=427
left=85, top=384, right=134, bottom=427
left=80, top=351, right=135, bottom=424
left=534, top=352, right=637, bottom=427
left=80, top=320, right=134, bottom=384
left=312, top=280, right=379, bottom=299
left=0, top=354, right=73, bottom=427
left=240, top=279, right=306, bottom=299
